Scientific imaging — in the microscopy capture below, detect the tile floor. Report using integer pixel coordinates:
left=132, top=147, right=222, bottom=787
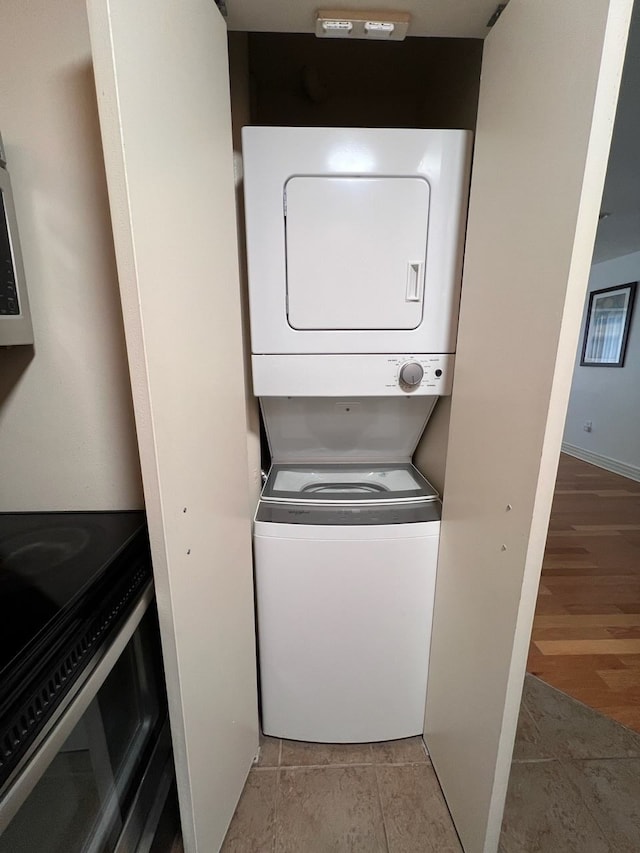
left=501, top=674, right=640, bottom=853
left=169, top=675, right=640, bottom=852
left=221, top=735, right=460, bottom=852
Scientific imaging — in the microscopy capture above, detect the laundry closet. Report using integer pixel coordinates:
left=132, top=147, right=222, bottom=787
left=228, top=32, right=482, bottom=500
left=85, top=1, right=631, bottom=851
left=223, top=32, right=482, bottom=750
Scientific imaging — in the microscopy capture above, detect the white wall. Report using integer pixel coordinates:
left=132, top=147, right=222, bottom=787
left=0, top=0, right=142, bottom=510
left=86, top=2, right=259, bottom=848
left=424, top=0, right=631, bottom=849
left=413, top=397, right=451, bottom=495
left=593, top=6, right=640, bottom=263
left=563, top=250, right=640, bottom=479
left=229, top=32, right=263, bottom=509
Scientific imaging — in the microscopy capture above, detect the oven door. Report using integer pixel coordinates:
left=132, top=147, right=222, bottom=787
left=0, top=587, right=172, bottom=853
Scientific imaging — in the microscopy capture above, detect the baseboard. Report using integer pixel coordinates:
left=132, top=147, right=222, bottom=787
left=561, top=443, right=640, bottom=483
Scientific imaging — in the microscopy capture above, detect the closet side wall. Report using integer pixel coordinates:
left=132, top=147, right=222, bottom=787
left=229, top=32, right=262, bottom=508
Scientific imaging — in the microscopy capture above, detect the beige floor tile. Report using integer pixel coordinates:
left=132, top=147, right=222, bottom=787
left=275, top=766, right=386, bottom=852
left=370, top=736, right=427, bottom=764
left=376, top=763, right=461, bottom=853
left=511, top=704, right=554, bottom=762
left=524, top=674, right=640, bottom=759
left=221, top=769, right=277, bottom=853
left=563, top=758, right=640, bottom=853
left=500, top=761, right=610, bottom=853
left=257, top=733, right=281, bottom=767
left=280, top=739, right=373, bottom=766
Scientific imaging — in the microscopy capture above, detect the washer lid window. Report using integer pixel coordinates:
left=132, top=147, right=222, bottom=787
left=262, top=463, right=438, bottom=505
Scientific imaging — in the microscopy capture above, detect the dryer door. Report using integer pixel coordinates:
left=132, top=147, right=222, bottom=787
left=285, top=176, right=429, bottom=331
left=242, top=127, right=472, bottom=356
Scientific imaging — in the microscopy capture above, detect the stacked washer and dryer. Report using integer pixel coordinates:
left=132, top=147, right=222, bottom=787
left=242, top=127, right=472, bottom=744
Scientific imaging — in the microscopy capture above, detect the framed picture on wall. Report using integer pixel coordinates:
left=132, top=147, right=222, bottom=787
left=580, top=281, right=637, bottom=367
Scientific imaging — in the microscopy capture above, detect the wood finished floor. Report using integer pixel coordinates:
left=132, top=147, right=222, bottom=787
left=527, top=453, right=640, bottom=731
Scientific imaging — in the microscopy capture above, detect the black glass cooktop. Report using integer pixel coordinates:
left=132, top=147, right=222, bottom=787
left=0, top=511, right=152, bottom=790
left=0, top=512, right=145, bottom=676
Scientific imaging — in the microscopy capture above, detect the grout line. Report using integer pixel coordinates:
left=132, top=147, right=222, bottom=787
left=420, top=735, right=430, bottom=759
left=272, top=764, right=282, bottom=853
left=274, top=760, right=429, bottom=770
left=271, top=741, right=283, bottom=852
left=372, top=763, right=391, bottom=852
left=570, top=754, right=640, bottom=762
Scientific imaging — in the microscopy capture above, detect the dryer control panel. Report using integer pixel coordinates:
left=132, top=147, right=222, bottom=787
left=252, top=354, right=454, bottom=397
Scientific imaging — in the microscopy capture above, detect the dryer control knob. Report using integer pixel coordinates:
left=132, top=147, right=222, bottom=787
left=399, top=362, right=424, bottom=388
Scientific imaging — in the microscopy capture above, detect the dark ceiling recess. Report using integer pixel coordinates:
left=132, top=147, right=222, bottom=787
left=486, top=4, right=507, bottom=27
left=215, top=0, right=228, bottom=16
left=247, top=33, right=484, bottom=131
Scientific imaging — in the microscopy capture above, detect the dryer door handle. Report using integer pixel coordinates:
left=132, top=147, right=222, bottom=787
left=406, top=262, right=423, bottom=302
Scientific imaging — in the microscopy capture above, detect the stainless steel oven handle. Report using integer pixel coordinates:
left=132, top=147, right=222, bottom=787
left=0, top=582, right=154, bottom=832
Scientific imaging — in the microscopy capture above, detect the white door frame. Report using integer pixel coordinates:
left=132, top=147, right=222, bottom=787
left=86, top=1, right=259, bottom=850
left=424, top=1, right=633, bottom=851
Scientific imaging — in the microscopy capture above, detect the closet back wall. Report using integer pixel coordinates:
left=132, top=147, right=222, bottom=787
left=247, top=34, right=482, bottom=130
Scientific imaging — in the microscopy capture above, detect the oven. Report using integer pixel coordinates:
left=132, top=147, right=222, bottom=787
left=0, top=513, right=174, bottom=853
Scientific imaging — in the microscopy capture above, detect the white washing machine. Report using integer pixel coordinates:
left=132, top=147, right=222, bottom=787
left=255, top=466, right=440, bottom=744
left=254, top=397, right=441, bottom=743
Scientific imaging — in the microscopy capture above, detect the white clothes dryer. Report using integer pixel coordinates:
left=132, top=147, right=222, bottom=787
left=242, top=127, right=472, bottom=398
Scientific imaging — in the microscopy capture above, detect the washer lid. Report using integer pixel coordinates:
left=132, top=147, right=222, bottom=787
left=262, top=463, right=438, bottom=505
left=261, top=396, right=437, bottom=464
